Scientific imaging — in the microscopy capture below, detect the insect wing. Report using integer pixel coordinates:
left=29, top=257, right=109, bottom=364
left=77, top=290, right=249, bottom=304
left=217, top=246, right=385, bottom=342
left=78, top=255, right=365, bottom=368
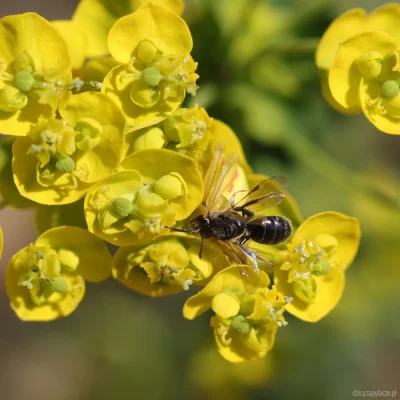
left=213, top=239, right=260, bottom=294
left=230, top=175, right=288, bottom=213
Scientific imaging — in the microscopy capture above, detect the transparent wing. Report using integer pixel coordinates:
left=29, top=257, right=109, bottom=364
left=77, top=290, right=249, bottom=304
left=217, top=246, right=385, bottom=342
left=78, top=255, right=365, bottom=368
left=212, top=239, right=260, bottom=294
left=229, top=175, right=288, bottom=213
left=203, top=143, right=238, bottom=214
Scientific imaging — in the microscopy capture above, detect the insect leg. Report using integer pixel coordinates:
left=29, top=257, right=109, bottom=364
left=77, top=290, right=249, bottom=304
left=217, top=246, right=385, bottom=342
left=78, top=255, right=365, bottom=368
left=169, top=227, right=196, bottom=234
left=199, top=235, right=205, bottom=259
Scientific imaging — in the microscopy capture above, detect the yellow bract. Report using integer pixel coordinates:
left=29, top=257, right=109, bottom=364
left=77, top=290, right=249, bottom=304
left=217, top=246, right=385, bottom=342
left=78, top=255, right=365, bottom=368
left=274, top=212, right=361, bottom=322
left=0, top=13, right=72, bottom=136
left=12, top=92, right=125, bottom=205
left=73, top=0, right=184, bottom=58
left=112, top=235, right=230, bottom=296
left=52, top=20, right=88, bottom=71
left=102, top=4, right=198, bottom=131
left=6, top=226, right=112, bottom=321
left=184, top=266, right=287, bottom=363
left=317, top=3, right=400, bottom=133
left=84, top=149, right=203, bottom=246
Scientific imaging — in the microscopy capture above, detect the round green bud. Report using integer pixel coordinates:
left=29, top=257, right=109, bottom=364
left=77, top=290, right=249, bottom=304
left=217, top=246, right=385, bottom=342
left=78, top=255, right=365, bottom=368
left=50, top=277, right=69, bottom=293
left=293, top=276, right=317, bottom=303
left=138, top=40, right=158, bottom=64
left=154, top=173, right=184, bottom=200
left=113, top=197, right=134, bottom=218
left=231, top=314, right=251, bottom=334
left=0, top=85, right=27, bottom=112
left=132, top=127, right=166, bottom=152
left=356, top=51, right=383, bottom=79
left=310, top=260, right=331, bottom=275
left=55, top=154, right=75, bottom=173
left=130, top=85, right=160, bottom=108
left=14, top=71, right=34, bottom=92
left=142, top=67, right=163, bottom=87
left=381, top=80, right=400, bottom=100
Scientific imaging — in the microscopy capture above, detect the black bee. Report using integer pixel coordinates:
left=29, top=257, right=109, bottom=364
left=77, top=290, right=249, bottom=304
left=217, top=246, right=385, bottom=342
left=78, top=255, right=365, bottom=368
left=171, top=143, right=292, bottom=293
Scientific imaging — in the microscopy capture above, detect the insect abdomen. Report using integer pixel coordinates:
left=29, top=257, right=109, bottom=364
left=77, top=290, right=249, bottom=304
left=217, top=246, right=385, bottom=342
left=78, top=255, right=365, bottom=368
left=247, top=216, right=292, bottom=245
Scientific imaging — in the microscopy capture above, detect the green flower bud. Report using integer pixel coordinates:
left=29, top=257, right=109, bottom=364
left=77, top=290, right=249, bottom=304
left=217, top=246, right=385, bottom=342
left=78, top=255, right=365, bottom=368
left=55, top=153, right=75, bottom=173
left=293, top=276, right=317, bottom=303
left=50, top=277, right=69, bottom=293
left=132, top=127, right=166, bottom=152
left=0, top=85, right=27, bottom=112
left=231, top=314, right=251, bottom=334
left=142, top=67, right=163, bottom=87
left=310, top=260, right=331, bottom=275
left=14, top=52, right=35, bottom=73
left=381, top=80, right=400, bottom=100
left=113, top=197, right=134, bottom=218
left=153, top=173, right=185, bottom=200
left=356, top=51, right=383, bottom=79
left=14, top=71, right=34, bottom=92
left=138, top=40, right=159, bottom=63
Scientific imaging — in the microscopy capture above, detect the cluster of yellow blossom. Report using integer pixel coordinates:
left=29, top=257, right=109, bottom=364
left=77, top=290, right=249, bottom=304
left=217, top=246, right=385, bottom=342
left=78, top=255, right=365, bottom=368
left=0, top=0, right=361, bottom=363
left=317, top=3, right=400, bottom=134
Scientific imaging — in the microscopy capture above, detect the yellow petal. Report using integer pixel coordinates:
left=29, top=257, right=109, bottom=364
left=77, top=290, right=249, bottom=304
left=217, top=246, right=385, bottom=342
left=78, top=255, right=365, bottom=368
left=316, top=8, right=365, bottom=71
left=293, top=212, right=361, bottom=271
left=274, top=267, right=345, bottom=323
left=108, top=4, right=192, bottom=64
left=329, top=31, right=398, bottom=110
left=212, top=292, right=241, bottom=319
left=121, top=149, right=204, bottom=220
left=359, top=77, right=400, bottom=135
left=52, top=20, right=88, bottom=70
left=366, top=3, right=400, bottom=42
left=35, top=226, right=112, bottom=282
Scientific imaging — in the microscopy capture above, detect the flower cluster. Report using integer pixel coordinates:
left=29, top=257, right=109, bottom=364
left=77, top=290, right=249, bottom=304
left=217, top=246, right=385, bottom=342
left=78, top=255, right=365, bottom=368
left=317, top=3, right=400, bottom=134
left=0, top=0, right=361, bottom=363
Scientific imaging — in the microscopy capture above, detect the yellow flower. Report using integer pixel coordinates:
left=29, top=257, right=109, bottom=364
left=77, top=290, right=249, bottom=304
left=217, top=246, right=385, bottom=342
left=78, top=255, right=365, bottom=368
left=124, top=105, right=213, bottom=159
left=72, top=0, right=184, bottom=59
left=84, top=149, right=204, bottom=246
left=6, top=226, right=112, bottom=321
left=112, top=235, right=230, bottom=296
left=184, top=266, right=288, bottom=363
left=274, top=212, right=361, bottom=322
left=0, top=13, right=72, bottom=136
left=102, top=4, right=198, bottom=132
left=317, top=3, right=400, bottom=133
left=12, top=92, right=125, bottom=205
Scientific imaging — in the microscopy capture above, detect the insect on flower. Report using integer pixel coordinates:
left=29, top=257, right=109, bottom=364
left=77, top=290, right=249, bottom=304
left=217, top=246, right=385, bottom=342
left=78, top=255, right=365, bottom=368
left=170, top=143, right=292, bottom=293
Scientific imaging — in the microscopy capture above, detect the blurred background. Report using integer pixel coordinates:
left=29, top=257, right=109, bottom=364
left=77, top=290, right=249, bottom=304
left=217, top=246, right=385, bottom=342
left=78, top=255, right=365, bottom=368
left=0, top=0, right=399, bottom=399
